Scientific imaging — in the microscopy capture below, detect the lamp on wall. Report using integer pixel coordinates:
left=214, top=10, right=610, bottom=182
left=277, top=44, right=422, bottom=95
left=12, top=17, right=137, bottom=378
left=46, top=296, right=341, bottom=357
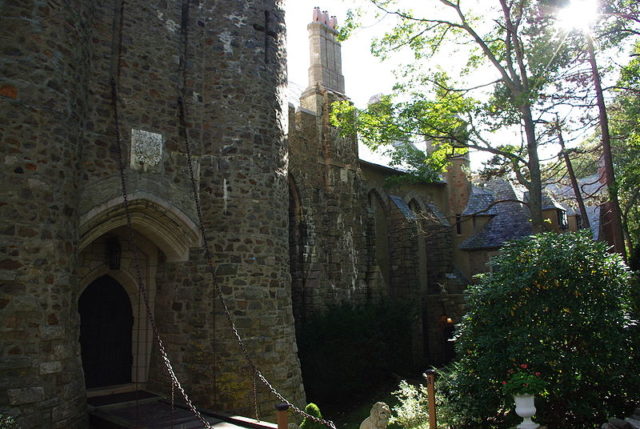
left=106, top=237, right=121, bottom=270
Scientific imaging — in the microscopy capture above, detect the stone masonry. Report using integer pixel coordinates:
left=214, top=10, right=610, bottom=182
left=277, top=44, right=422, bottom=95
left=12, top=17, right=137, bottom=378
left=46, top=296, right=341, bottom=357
left=1, top=2, right=476, bottom=428
left=1, top=0, right=304, bottom=427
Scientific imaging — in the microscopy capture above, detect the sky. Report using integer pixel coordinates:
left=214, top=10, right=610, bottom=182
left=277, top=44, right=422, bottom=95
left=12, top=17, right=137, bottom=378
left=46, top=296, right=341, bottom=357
left=283, top=0, right=496, bottom=170
left=285, top=0, right=399, bottom=108
left=283, top=1, right=623, bottom=172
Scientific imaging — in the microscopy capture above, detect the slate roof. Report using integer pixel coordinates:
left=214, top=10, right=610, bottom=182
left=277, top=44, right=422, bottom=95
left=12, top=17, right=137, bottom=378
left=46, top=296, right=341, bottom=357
left=545, top=174, right=607, bottom=207
left=544, top=174, right=606, bottom=240
left=390, top=195, right=415, bottom=220
left=541, top=191, right=566, bottom=211
left=459, top=179, right=533, bottom=250
left=586, top=205, right=601, bottom=240
left=462, top=186, right=498, bottom=216
left=425, top=202, right=451, bottom=226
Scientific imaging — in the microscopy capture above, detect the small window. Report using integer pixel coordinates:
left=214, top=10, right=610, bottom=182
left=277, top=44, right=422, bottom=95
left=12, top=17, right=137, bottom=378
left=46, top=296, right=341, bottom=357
left=558, top=210, right=568, bottom=230
left=456, top=214, right=462, bottom=235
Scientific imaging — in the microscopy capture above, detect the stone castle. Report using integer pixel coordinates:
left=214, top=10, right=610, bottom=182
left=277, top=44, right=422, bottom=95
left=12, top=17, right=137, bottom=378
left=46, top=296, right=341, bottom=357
left=0, top=2, right=575, bottom=428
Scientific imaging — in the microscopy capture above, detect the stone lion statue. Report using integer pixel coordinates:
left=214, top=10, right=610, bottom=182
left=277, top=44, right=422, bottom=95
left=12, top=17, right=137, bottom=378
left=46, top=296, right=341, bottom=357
left=360, top=402, right=391, bottom=429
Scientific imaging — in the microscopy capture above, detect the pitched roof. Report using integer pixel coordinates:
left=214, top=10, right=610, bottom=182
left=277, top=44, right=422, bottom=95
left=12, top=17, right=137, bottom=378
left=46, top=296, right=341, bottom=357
left=425, top=202, right=451, bottom=226
left=541, top=191, right=566, bottom=211
left=462, top=186, right=498, bottom=216
left=459, top=179, right=533, bottom=250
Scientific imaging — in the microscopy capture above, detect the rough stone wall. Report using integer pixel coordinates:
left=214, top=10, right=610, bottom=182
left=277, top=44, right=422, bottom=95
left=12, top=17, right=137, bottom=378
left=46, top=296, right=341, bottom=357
left=360, top=165, right=453, bottom=291
left=387, top=198, right=420, bottom=299
left=1, top=1, right=94, bottom=427
left=1, top=0, right=305, bottom=426
left=287, top=90, right=371, bottom=323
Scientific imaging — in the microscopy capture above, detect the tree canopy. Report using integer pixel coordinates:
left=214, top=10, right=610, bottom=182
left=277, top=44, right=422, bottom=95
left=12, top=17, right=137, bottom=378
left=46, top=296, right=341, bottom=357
left=331, top=0, right=639, bottom=233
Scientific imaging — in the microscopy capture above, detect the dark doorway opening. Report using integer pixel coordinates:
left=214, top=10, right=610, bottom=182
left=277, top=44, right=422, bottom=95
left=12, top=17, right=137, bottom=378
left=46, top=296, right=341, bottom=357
left=79, top=275, right=133, bottom=388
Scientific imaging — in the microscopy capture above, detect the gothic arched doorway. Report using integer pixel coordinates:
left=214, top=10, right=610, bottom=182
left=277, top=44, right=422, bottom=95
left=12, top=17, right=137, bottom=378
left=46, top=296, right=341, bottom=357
left=79, top=275, right=133, bottom=388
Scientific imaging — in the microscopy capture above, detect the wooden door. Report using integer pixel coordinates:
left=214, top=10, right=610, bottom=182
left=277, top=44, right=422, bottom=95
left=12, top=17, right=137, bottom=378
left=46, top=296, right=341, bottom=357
left=79, top=275, right=133, bottom=388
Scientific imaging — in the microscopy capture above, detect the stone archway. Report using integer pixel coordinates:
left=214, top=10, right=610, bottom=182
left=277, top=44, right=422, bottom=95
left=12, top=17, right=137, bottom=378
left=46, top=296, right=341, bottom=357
left=79, top=275, right=133, bottom=388
left=76, top=196, right=200, bottom=393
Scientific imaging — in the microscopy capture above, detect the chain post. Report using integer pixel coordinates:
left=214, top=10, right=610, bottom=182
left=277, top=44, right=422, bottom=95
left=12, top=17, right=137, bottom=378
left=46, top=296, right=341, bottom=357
left=424, top=370, right=437, bottom=429
left=275, top=403, right=289, bottom=429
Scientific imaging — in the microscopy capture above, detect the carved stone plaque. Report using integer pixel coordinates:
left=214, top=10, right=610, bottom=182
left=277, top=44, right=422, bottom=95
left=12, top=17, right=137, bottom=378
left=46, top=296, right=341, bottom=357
left=130, top=129, right=163, bottom=171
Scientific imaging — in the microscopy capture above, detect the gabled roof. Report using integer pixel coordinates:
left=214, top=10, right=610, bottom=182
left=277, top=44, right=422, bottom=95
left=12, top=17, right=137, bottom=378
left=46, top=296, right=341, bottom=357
left=389, top=195, right=415, bottom=220
left=459, top=179, right=533, bottom=250
left=462, top=186, right=498, bottom=216
left=541, top=191, right=566, bottom=211
left=425, top=202, right=451, bottom=227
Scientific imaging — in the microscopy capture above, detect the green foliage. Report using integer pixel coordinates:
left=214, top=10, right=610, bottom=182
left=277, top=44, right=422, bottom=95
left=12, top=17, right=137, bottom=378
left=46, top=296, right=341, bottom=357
left=389, top=380, right=429, bottom=429
left=501, top=364, right=547, bottom=396
left=0, top=415, right=16, bottom=429
left=330, top=86, right=471, bottom=186
left=610, top=41, right=640, bottom=269
left=300, top=403, right=324, bottom=429
left=298, top=301, right=418, bottom=409
left=437, top=232, right=638, bottom=428
left=337, top=8, right=363, bottom=42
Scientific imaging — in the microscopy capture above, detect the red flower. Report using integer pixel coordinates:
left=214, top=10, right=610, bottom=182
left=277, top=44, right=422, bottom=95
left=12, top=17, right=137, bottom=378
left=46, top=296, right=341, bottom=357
left=520, top=363, right=528, bottom=369
left=535, top=372, right=541, bottom=376
left=502, top=381, right=507, bottom=385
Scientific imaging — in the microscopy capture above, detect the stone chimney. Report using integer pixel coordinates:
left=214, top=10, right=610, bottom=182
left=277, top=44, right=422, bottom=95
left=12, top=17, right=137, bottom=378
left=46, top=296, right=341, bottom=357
left=306, top=7, right=345, bottom=94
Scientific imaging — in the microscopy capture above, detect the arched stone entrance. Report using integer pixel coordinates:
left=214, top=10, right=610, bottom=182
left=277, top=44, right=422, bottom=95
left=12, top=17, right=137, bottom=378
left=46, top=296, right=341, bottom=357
left=76, top=196, right=201, bottom=394
left=79, top=275, right=133, bottom=388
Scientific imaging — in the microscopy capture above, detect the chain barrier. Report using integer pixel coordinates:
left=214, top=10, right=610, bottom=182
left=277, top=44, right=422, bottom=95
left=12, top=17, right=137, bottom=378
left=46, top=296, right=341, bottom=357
left=178, top=92, right=337, bottom=429
left=110, top=76, right=213, bottom=428
left=109, top=1, right=212, bottom=426
left=109, top=0, right=338, bottom=428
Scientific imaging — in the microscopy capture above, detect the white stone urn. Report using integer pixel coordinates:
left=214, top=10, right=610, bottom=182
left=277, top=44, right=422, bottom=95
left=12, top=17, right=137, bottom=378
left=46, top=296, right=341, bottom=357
left=514, top=394, right=540, bottom=429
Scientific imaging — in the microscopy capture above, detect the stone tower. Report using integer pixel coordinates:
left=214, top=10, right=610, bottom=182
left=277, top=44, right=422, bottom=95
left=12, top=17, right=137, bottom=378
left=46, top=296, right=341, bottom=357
left=0, top=1, right=304, bottom=427
left=288, top=8, right=370, bottom=324
left=307, top=7, right=344, bottom=94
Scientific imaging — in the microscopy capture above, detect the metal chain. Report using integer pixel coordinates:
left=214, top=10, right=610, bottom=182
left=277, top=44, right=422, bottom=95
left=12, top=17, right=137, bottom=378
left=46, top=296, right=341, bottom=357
left=253, top=373, right=261, bottom=422
left=110, top=1, right=337, bottom=428
left=178, top=100, right=338, bottom=429
left=110, top=77, right=213, bottom=429
left=109, top=0, right=212, bottom=426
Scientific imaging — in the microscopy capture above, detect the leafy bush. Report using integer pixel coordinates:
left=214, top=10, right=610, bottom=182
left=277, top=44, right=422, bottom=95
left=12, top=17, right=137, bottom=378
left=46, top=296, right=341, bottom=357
left=300, top=403, right=324, bottom=429
left=501, top=363, right=547, bottom=397
left=0, top=414, right=16, bottom=429
left=389, top=380, right=429, bottom=429
left=438, top=232, right=638, bottom=428
left=298, top=300, right=418, bottom=409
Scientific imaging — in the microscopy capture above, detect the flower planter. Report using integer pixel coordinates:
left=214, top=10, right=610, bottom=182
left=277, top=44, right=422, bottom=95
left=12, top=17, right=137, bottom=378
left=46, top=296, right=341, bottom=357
left=513, top=394, right=539, bottom=429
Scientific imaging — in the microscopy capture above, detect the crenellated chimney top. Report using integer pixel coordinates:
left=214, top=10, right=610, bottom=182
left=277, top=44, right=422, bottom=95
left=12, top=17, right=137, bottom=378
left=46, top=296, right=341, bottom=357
left=305, top=8, right=344, bottom=93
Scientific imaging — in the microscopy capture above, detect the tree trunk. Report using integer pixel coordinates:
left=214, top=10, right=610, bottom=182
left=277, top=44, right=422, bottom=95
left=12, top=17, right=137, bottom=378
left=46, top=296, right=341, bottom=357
left=521, top=104, right=544, bottom=232
left=557, top=124, right=590, bottom=229
left=586, top=35, right=626, bottom=259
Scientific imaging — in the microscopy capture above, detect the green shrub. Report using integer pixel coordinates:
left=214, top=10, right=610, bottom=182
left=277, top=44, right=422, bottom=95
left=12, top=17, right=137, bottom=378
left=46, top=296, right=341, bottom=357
left=389, top=380, right=429, bottom=429
left=0, top=414, right=17, bottom=429
left=298, top=300, right=418, bottom=409
left=438, top=232, right=638, bottom=428
left=300, top=403, right=324, bottom=429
